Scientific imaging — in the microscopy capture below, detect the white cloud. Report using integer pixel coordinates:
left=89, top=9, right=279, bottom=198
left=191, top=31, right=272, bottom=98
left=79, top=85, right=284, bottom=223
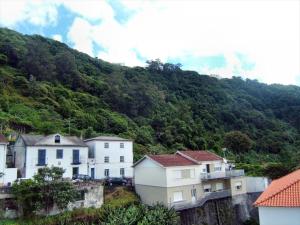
left=52, top=34, right=62, bottom=42
left=0, top=0, right=58, bottom=27
left=67, top=17, right=94, bottom=56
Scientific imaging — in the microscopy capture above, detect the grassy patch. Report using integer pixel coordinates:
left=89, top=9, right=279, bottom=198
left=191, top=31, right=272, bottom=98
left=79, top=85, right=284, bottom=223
left=104, top=186, right=140, bottom=207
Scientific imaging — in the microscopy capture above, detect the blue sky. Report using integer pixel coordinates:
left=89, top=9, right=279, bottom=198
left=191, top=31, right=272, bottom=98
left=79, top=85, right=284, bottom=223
left=0, top=0, right=299, bottom=85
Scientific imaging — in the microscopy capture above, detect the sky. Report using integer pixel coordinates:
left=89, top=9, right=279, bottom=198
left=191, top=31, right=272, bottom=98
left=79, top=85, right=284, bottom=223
left=0, top=0, right=299, bottom=85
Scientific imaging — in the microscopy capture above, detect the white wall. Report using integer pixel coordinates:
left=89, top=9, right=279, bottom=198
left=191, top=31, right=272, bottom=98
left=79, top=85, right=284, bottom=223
left=259, top=207, right=300, bottom=225
left=166, top=165, right=201, bottom=187
left=0, top=143, right=17, bottom=185
left=14, top=137, right=26, bottom=177
left=25, top=146, right=88, bottom=179
left=134, top=158, right=167, bottom=187
left=0, top=144, right=7, bottom=184
left=86, top=140, right=133, bottom=179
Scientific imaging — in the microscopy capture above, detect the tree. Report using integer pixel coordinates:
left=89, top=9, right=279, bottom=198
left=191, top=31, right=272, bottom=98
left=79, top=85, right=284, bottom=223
left=12, top=166, right=78, bottom=217
left=224, top=131, right=252, bottom=153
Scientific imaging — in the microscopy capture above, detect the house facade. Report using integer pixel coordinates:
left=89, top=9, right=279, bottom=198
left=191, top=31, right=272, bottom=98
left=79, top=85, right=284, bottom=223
left=0, top=134, right=17, bottom=186
left=134, top=150, right=266, bottom=210
left=84, top=136, right=133, bottom=179
left=254, top=169, right=300, bottom=225
left=14, top=134, right=89, bottom=179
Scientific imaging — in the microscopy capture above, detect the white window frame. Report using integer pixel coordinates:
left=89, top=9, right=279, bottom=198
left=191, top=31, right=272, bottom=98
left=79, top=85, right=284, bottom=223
left=120, top=168, right=125, bottom=176
left=104, top=143, right=109, bottom=148
left=120, top=143, right=124, bottom=148
left=104, top=156, right=109, bottom=163
left=173, top=191, right=183, bottom=202
left=120, top=156, right=124, bottom=162
left=104, top=169, right=109, bottom=177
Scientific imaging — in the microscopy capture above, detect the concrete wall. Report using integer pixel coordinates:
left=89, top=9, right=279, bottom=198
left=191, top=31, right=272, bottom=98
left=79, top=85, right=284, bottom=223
left=230, top=177, right=247, bottom=196
left=135, top=184, right=168, bottom=205
left=179, top=193, right=261, bottom=225
left=258, top=207, right=300, bottom=225
left=134, top=158, right=167, bottom=187
left=246, top=177, right=269, bottom=193
left=86, top=140, right=133, bottom=179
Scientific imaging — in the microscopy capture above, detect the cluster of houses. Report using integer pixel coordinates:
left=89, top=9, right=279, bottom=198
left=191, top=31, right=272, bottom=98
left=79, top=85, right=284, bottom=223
left=1, top=133, right=299, bottom=224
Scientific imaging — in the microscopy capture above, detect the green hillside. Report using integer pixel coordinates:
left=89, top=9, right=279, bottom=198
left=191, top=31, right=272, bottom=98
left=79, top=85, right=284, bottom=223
left=0, top=28, right=299, bottom=177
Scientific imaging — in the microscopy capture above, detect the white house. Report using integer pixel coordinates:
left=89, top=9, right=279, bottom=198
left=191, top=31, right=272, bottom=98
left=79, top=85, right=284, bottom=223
left=14, top=134, right=89, bottom=179
left=84, top=136, right=133, bottom=179
left=134, top=150, right=267, bottom=210
left=0, top=134, right=17, bottom=186
left=255, top=169, right=300, bottom=225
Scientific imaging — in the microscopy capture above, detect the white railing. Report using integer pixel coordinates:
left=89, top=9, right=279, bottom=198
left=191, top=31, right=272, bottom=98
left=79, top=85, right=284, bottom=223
left=200, top=169, right=244, bottom=180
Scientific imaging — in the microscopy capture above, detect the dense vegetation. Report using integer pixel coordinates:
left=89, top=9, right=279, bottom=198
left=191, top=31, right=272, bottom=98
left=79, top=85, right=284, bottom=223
left=1, top=28, right=300, bottom=177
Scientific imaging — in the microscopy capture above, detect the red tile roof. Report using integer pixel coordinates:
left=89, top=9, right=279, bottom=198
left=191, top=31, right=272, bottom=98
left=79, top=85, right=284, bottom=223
left=0, top=134, right=8, bottom=143
left=178, top=150, right=223, bottom=162
left=254, top=169, right=300, bottom=207
left=148, top=154, right=197, bottom=167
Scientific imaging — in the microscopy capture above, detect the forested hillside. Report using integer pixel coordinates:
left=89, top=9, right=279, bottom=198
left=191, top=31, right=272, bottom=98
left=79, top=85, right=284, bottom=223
left=0, top=28, right=299, bottom=177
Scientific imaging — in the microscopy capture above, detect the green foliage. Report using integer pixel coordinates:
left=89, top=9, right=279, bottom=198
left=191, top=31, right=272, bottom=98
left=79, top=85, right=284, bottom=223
left=1, top=27, right=300, bottom=177
left=224, top=131, right=252, bottom=153
left=12, top=166, right=78, bottom=217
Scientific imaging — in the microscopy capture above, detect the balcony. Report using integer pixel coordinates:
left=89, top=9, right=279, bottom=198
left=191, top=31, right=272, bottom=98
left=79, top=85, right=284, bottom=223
left=170, top=189, right=231, bottom=211
left=71, top=156, right=85, bottom=165
left=200, top=169, right=244, bottom=180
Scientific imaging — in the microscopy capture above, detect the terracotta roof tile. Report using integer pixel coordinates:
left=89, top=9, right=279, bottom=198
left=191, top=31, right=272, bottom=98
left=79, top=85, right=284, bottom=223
left=254, top=169, right=300, bottom=207
left=148, top=154, right=197, bottom=167
left=178, top=150, right=223, bottom=162
left=0, top=134, right=8, bottom=143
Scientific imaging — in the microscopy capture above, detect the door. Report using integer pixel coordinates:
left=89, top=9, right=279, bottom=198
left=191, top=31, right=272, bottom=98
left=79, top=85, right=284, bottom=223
left=73, top=150, right=79, bottom=164
left=72, top=167, right=79, bottom=177
left=91, top=168, right=95, bottom=179
left=206, top=164, right=210, bottom=173
left=191, top=187, right=197, bottom=203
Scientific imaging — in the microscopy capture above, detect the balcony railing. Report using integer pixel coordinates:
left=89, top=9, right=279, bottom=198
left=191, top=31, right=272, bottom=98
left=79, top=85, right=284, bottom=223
left=170, top=189, right=231, bottom=211
left=200, top=169, right=244, bottom=180
left=71, top=156, right=86, bottom=165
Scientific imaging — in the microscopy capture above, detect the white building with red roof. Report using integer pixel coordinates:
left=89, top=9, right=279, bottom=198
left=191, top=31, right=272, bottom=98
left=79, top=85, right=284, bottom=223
left=254, top=169, right=300, bottom=225
left=133, top=150, right=265, bottom=210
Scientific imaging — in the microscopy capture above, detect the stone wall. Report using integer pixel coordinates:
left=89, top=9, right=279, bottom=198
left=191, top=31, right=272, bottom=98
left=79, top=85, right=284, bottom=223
left=179, top=192, right=261, bottom=225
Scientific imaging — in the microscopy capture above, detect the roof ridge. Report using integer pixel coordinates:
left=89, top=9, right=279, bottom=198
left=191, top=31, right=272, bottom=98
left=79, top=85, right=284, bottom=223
left=255, top=170, right=300, bottom=206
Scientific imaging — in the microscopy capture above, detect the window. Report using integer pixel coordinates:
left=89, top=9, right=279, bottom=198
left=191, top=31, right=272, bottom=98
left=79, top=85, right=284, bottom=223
left=104, top=169, right=109, bottom=177
left=104, top=156, right=109, bottom=163
left=204, top=184, right=212, bottom=193
left=104, top=143, right=109, bottom=148
left=191, top=188, right=197, bottom=197
left=88, top=149, right=95, bottom=158
left=37, top=149, right=46, bottom=166
left=214, top=166, right=222, bottom=172
left=173, top=191, right=183, bottom=202
left=72, top=150, right=80, bottom=164
left=120, top=143, right=124, bottom=148
left=216, top=183, right=224, bottom=191
left=174, top=169, right=194, bottom=179
left=56, top=149, right=63, bottom=159
left=120, top=156, right=124, bottom=162
left=54, top=135, right=60, bottom=143
left=120, top=168, right=125, bottom=176
left=235, top=181, right=242, bottom=190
